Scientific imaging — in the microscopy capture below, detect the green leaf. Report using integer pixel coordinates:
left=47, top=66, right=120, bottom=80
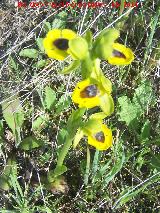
left=140, top=119, right=151, bottom=140
left=133, top=80, right=156, bottom=111
left=19, top=136, right=44, bottom=151
left=57, top=129, right=68, bottom=146
left=19, top=49, right=38, bottom=59
left=0, top=175, right=10, bottom=191
left=36, top=38, right=45, bottom=52
left=103, top=149, right=125, bottom=187
left=52, top=11, right=67, bottom=29
left=67, top=108, right=86, bottom=136
left=150, top=154, right=160, bottom=171
left=48, top=165, right=67, bottom=182
left=55, top=95, right=71, bottom=114
left=73, top=128, right=84, bottom=148
left=0, top=157, right=17, bottom=191
left=43, top=21, right=52, bottom=32
left=118, top=96, right=141, bottom=126
left=100, top=94, right=114, bottom=116
left=4, top=157, right=17, bottom=177
left=36, top=59, right=47, bottom=68
left=81, top=54, right=93, bottom=79
left=113, top=172, right=160, bottom=209
left=9, top=56, right=18, bottom=71
left=83, top=30, right=93, bottom=48
left=44, top=86, right=56, bottom=110
left=60, top=60, right=80, bottom=74
left=2, top=96, right=24, bottom=135
left=0, top=120, right=3, bottom=136
left=32, top=115, right=46, bottom=131
left=69, top=37, right=88, bottom=60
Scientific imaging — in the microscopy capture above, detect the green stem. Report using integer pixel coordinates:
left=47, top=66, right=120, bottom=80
left=56, top=135, right=73, bottom=167
left=84, top=146, right=90, bottom=185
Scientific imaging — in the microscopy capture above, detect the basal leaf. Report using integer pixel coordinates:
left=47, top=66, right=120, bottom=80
left=133, top=80, right=156, bottom=111
left=118, top=96, right=141, bottom=126
left=19, top=48, right=38, bottom=59
left=48, top=165, right=67, bottom=182
left=36, top=38, right=45, bottom=52
left=44, top=86, right=56, bottom=110
left=140, top=119, right=151, bottom=140
left=2, top=96, right=24, bottom=135
left=0, top=175, right=10, bottom=191
left=19, top=136, right=44, bottom=151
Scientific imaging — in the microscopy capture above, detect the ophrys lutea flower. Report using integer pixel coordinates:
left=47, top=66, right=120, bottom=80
left=74, top=120, right=113, bottom=151
left=43, top=29, right=77, bottom=60
left=87, top=124, right=112, bottom=150
left=72, top=77, right=114, bottom=115
left=107, top=43, right=134, bottom=65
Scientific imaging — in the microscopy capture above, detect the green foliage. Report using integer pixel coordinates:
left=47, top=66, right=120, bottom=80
left=19, top=48, right=39, bottom=59
left=36, top=59, right=47, bottom=68
left=9, top=56, right=19, bottom=71
left=113, top=172, right=160, bottom=209
left=52, top=11, right=67, bottom=29
left=43, top=21, right=52, bottom=32
left=2, top=96, right=24, bottom=144
left=118, top=80, right=156, bottom=126
left=118, top=95, right=140, bottom=125
left=60, top=60, right=80, bottom=74
left=55, top=94, right=71, bottom=114
left=150, top=154, right=160, bottom=171
left=32, top=115, right=47, bottom=131
left=44, top=86, right=56, bottom=110
left=140, top=119, right=151, bottom=140
left=36, top=38, right=45, bottom=52
left=19, top=136, right=44, bottom=150
left=48, top=165, right=67, bottom=182
left=0, top=157, right=17, bottom=191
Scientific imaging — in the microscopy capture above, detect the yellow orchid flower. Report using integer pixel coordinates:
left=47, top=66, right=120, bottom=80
left=87, top=124, right=113, bottom=151
left=72, top=78, right=113, bottom=112
left=73, top=121, right=113, bottom=151
left=107, top=43, right=134, bottom=65
left=43, top=29, right=77, bottom=60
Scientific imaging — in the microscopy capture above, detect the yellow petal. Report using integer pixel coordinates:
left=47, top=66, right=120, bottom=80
left=46, top=49, right=68, bottom=60
left=62, top=29, right=77, bottom=40
left=43, top=37, right=54, bottom=50
left=46, top=29, right=61, bottom=40
left=108, top=43, right=134, bottom=65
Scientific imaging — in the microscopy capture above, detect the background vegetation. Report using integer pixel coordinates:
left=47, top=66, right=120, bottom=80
left=0, top=0, right=160, bottom=212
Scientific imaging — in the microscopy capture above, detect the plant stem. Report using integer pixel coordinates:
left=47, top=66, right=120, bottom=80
left=56, top=135, right=73, bottom=167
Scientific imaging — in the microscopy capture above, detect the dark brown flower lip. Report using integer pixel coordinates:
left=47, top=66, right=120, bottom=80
left=112, top=49, right=126, bottom=59
left=53, top=38, right=69, bottom=50
left=80, top=84, right=98, bottom=98
left=94, top=131, right=105, bottom=143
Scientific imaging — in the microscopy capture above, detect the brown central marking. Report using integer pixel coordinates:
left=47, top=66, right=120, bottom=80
left=53, top=38, right=69, bottom=50
left=80, top=85, right=98, bottom=98
left=113, top=49, right=126, bottom=59
left=94, top=131, right=105, bottom=143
